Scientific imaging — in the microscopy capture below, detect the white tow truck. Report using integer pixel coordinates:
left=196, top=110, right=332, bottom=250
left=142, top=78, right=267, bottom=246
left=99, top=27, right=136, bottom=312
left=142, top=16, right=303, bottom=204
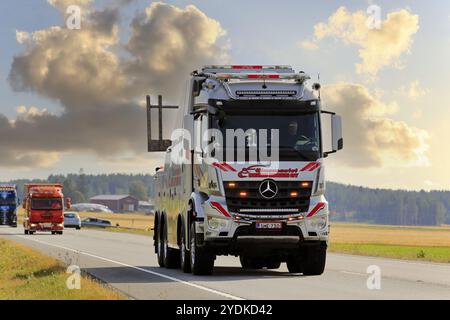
left=150, top=65, right=343, bottom=275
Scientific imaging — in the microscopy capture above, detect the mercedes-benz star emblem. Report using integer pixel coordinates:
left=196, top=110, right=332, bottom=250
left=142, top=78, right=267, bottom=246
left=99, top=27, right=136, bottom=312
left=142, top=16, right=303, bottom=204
left=259, top=180, right=278, bottom=199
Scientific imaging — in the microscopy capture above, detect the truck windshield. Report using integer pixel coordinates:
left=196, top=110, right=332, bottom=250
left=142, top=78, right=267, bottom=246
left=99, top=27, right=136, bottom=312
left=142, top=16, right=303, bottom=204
left=213, top=112, right=321, bottom=161
left=31, top=199, right=63, bottom=210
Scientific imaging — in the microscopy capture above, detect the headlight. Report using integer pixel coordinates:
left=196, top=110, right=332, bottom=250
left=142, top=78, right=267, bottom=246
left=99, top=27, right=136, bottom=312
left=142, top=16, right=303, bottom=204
left=308, top=215, right=328, bottom=231
left=207, top=217, right=229, bottom=230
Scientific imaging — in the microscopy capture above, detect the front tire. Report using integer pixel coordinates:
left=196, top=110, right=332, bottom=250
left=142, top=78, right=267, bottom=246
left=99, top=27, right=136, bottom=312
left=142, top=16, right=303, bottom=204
left=190, top=224, right=214, bottom=275
left=303, top=245, right=327, bottom=276
left=240, top=256, right=264, bottom=269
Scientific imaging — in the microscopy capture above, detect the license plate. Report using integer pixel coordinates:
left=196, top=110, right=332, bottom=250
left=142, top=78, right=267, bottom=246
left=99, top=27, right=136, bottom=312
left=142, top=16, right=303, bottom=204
left=256, top=222, right=283, bottom=230
left=42, top=223, right=52, bottom=228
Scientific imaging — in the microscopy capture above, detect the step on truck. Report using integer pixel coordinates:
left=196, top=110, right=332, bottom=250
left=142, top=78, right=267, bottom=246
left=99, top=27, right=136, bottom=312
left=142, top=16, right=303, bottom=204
left=0, top=185, right=19, bottom=228
left=150, top=65, right=343, bottom=275
left=23, top=184, right=71, bottom=235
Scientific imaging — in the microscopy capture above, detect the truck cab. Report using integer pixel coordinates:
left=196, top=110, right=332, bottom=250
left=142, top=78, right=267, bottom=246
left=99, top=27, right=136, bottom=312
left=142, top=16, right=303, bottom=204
left=152, top=65, right=343, bottom=275
left=0, top=185, right=19, bottom=228
left=23, top=184, right=71, bottom=235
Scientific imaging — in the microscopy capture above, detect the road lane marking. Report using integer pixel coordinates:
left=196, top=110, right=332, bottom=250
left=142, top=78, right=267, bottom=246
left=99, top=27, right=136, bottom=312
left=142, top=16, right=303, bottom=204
left=340, top=271, right=366, bottom=276
left=13, top=234, right=244, bottom=301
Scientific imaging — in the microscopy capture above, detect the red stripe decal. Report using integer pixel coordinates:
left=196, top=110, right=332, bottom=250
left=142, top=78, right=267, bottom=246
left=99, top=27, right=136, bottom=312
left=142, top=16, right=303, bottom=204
left=221, top=163, right=237, bottom=172
left=210, top=202, right=231, bottom=218
left=308, top=163, right=321, bottom=171
left=307, top=202, right=326, bottom=218
left=213, top=162, right=228, bottom=172
left=301, top=163, right=315, bottom=172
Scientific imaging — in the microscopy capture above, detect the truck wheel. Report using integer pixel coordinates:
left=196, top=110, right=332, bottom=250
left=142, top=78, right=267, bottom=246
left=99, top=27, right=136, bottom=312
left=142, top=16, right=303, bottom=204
left=286, top=255, right=303, bottom=274
left=179, top=224, right=191, bottom=273
left=156, top=222, right=165, bottom=267
left=240, top=256, right=264, bottom=270
left=163, top=223, right=180, bottom=269
left=303, top=245, right=327, bottom=276
left=24, top=230, right=29, bottom=235
left=190, top=224, right=214, bottom=275
left=266, top=259, right=281, bottom=270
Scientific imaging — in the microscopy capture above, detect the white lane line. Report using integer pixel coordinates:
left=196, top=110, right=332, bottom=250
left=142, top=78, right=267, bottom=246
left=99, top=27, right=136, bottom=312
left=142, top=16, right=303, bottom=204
left=340, top=271, right=366, bottom=276
left=13, top=234, right=244, bottom=301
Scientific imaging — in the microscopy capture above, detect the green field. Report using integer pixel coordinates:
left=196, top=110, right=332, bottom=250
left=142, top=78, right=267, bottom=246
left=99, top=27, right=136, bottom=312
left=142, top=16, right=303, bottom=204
left=0, top=239, right=124, bottom=300
left=330, top=222, right=450, bottom=263
left=329, top=243, right=450, bottom=263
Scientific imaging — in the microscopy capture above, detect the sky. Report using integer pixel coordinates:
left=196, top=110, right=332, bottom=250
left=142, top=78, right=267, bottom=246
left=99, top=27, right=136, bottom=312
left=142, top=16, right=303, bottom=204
left=0, top=0, right=449, bottom=191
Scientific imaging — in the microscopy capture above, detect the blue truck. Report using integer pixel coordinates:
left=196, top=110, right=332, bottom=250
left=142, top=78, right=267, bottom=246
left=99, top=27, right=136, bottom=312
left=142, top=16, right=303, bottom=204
left=0, top=185, right=19, bottom=228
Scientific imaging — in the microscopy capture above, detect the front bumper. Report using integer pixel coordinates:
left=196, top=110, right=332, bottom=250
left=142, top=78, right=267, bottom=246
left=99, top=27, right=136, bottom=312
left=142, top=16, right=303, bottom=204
left=28, top=223, right=64, bottom=231
left=202, top=195, right=329, bottom=243
left=0, top=212, right=17, bottom=226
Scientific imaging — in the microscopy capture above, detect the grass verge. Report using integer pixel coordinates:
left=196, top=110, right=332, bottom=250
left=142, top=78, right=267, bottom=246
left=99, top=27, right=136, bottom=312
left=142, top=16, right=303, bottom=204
left=0, top=239, right=124, bottom=300
left=329, top=243, right=450, bottom=264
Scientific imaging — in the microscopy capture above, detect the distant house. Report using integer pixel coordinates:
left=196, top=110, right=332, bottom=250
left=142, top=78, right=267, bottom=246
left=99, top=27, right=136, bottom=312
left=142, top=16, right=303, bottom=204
left=90, top=195, right=139, bottom=213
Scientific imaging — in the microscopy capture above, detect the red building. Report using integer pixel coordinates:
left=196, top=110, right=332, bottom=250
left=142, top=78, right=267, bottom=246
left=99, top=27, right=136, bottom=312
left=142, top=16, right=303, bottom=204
left=90, top=195, right=139, bottom=213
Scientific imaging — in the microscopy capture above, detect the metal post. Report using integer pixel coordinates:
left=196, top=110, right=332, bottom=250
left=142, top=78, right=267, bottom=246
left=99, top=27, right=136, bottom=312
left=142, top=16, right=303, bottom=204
left=158, top=95, right=163, bottom=149
left=146, top=95, right=152, bottom=147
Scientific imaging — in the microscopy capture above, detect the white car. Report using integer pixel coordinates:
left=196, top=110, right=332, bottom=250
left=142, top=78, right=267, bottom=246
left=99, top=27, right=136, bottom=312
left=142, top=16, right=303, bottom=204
left=64, top=212, right=81, bottom=230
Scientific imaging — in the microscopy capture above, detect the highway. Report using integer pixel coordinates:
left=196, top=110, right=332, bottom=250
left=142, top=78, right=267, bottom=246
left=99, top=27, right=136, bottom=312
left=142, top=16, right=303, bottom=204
left=1, top=226, right=450, bottom=300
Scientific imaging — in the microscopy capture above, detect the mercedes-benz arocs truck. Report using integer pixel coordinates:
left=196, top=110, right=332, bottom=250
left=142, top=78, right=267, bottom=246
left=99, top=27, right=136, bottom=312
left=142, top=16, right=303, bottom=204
left=23, top=184, right=71, bottom=235
left=0, top=185, right=19, bottom=228
left=151, top=65, right=343, bottom=275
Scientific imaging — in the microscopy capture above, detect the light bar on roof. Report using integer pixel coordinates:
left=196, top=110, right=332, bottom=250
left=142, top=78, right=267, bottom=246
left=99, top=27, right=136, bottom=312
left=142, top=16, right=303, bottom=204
left=213, top=73, right=310, bottom=81
left=236, top=90, right=298, bottom=97
left=203, top=65, right=293, bottom=70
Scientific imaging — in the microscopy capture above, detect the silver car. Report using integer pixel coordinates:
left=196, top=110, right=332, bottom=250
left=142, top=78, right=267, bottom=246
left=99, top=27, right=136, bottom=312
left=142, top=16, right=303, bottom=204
left=64, top=212, right=81, bottom=230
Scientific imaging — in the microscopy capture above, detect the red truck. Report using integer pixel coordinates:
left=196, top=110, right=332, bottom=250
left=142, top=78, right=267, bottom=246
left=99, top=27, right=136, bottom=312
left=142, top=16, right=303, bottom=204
left=23, top=184, right=71, bottom=235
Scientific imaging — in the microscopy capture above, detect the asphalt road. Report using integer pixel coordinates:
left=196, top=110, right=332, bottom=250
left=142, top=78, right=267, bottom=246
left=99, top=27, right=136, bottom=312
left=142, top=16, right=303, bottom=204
left=1, top=226, right=450, bottom=300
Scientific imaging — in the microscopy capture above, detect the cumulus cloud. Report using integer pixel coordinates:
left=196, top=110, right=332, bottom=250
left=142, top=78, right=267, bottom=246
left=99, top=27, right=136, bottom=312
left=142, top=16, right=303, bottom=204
left=322, top=83, right=429, bottom=168
left=397, top=80, right=430, bottom=100
left=303, top=7, right=419, bottom=75
left=47, top=0, right=93, bottom=12
left=124, top=2, right=229, bottom=98
left=3, top=1, right=229, bottom=169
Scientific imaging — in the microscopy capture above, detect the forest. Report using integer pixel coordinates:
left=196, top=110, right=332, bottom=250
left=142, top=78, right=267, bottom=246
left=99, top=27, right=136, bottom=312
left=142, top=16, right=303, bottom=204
left=3, top=174, right=449, bottom=226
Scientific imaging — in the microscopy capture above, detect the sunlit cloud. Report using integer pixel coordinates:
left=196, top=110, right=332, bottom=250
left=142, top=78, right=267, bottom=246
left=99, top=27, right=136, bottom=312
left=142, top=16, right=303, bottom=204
left=303, top=7, right=419, bottom=76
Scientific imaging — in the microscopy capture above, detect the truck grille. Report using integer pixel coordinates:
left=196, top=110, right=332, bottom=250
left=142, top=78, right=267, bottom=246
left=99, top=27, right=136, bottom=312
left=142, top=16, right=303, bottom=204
left=0, top=211, right=13, bottom=225
left=224, top=181, right=312, bottom=215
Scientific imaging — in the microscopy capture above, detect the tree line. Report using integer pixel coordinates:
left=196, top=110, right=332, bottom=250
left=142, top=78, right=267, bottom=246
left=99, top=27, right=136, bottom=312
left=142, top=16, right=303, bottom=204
left=5, top=173, right=155, bottom=203
left=3, top=174, right=449, bottom=226
left=327, top=182, right=450, bottom=226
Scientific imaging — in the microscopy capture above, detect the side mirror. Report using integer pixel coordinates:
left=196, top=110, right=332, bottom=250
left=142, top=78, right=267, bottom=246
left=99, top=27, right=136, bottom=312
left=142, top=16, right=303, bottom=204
left=322, top=111, right=344, bottom=157
left=332, top=114, right=344, bottom=152
left=66, top=197, right=72, bottom=209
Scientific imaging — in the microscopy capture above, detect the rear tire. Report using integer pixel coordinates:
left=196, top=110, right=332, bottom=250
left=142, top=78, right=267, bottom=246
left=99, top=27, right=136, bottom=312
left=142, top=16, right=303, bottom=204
left=303, top=245, right=327, bottom=276
left=190, top=224, right=214, bottom=275
left=24, top=230, right=29, bottom=235
left=156, top=221, right=165, bottom=267
left=179, top=224, right=191, bottom=273
left=163, top=223, right=180, bottom=269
